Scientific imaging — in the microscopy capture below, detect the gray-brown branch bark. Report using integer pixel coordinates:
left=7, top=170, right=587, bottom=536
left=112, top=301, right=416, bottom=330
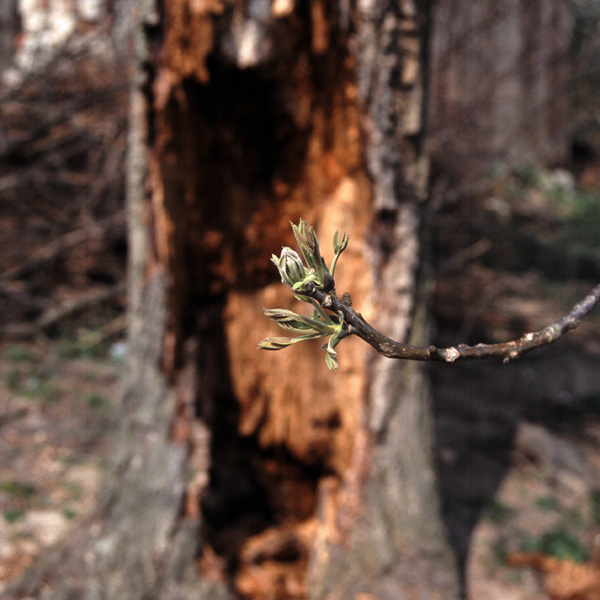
left=310, top=282, right=600, bottom=363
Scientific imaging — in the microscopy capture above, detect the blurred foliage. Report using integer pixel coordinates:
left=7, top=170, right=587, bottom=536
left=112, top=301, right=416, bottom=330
left=5, top=367, right=21, bottom=392
left=3, top=508, right=25, bottom=524
left=84, top=392, right=111, bottom=412
left=4, top=359, right=62, bottom=403
left=23, top=377, right=62, bottom=403
left=60, top=481, right=83, bottom=502
left=516, top=504, right=592, bottom=564
left=62, top=507, right=77, bottom=520
left=0, top=480, right=37, bottom=499
left=6, top=345, right=37, bottom=363
left=589, top=491, right=600, bottom=526
left=489, top=163, right=600, bottom=278
left=56, top=336, right=109, bottom=360
left=521, top=529, right=589, bottom=563
left=483, top=500, right=516, bottom=525
left=535, top=495, right=559, bottom=512
left=490, top=539, right=509, bottom=566
left=559, top=507, right=586, bottom=532
left=557, top=190, right=600, bottom=251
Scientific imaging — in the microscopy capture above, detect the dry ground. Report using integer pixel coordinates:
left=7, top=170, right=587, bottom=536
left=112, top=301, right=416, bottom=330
left=433, top=342, right=600, bottom=600
left=0, top=339, right=121, bottom=595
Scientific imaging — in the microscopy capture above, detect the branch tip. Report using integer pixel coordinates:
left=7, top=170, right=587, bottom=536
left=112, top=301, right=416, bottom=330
left=261, top=220, right=600, bottom=368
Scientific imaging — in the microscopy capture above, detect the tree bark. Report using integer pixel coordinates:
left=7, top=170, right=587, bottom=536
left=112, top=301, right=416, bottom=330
left=5, top=1, right=459, bottom=599
left=0, top=0, right=19, bottom=74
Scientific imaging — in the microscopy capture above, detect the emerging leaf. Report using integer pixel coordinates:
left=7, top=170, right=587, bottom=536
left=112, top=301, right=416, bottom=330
left=258, top=337, right=296, bottom=350
left=291, top=219, right=329, bottom=288
left=330, top=230, right=349, bottom=277
left=261, top=220, right=351, bottom=369
left=263, top=308, right=333, bottom=335
left=322, top=313, right=344, bottom=371
left=259, top=330, right=326, bottom=352
left=333, top=230, right=349, bottom=255
left=325, top=345, right=338, bottom=371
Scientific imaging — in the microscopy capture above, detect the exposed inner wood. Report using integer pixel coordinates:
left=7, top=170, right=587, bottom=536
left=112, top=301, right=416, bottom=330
left=150, top=2, right=374, bottom=597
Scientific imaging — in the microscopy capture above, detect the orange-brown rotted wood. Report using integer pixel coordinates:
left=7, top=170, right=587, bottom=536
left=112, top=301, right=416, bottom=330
left=146, top=2, right=376, bottom=597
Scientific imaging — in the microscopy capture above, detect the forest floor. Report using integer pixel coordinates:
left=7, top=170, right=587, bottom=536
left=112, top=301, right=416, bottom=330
left=433, top=341, right=600, bottom=600
left=0, top=338, right=122, bottom=595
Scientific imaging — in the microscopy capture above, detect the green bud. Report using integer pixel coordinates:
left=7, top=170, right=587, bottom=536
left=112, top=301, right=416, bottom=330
left=272, top=247, right=306, bottom=289
left=291, top=219, right=328, bottom=288
left=330, top=230, right=349, bottom=277
left=292, top=273, right=317, bottom=293
left=291, top=219, right=319, bottom=264
left=261, top=220, right=351, bottom=368
left=333, top=230, right=349, bottom=255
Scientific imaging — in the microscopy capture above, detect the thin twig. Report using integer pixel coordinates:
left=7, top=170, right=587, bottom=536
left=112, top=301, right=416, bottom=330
left=2, top=213, right=125, bottom=281
left=36, top=282, right=126, bottom=330
left=308, top=283, right=600, bottom=363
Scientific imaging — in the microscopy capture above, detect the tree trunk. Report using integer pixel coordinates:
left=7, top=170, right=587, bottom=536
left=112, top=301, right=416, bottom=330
left=5, top=1, right=459, bottom=599
left=0, top=0, right=19, bottom=74
left=428, top=0, right=574, bottom=186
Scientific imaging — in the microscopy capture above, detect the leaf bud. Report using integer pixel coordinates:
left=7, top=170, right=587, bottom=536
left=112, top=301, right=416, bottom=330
left=272, top=247, right=306, bottom=289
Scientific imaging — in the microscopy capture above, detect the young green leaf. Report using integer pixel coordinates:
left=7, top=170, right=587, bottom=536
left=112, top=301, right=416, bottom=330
left=291, top=219, right=329, bottom=288
left=330, top=230, right=349, bottom=277
left=325, top=344, right=338, bottom=371
left=258, top=331, right=326, bottom=351
left=263, top=308, right=333, bottom=334
left=333, top=230, right=349, bottom=255
left=258, top=337, right=296, bottom=350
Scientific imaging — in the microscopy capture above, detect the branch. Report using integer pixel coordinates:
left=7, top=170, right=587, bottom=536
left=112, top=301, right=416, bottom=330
left=2, top=213, right=125, bottom=281
left=260, top=220, right=600, bottom=370
left=308, top=283, right=600, bottom=364
left=36, top=282, right=126, bottom=330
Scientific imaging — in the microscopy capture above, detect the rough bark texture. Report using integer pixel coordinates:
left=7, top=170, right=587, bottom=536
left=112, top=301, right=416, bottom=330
left=307, top=1, right=459, bottom=598
left=5, top=1, right=458, bottom=599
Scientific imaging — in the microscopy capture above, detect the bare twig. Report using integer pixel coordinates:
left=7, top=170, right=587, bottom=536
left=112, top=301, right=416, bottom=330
left=308, top=282, right=600, bottom=363
left=36, top=282, right=126, bottom=330
left=76, top=313, right=127, bottom=347
left=2, top=213, right=125, bottom=281
left=261, top=221, right=600, bottom=369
